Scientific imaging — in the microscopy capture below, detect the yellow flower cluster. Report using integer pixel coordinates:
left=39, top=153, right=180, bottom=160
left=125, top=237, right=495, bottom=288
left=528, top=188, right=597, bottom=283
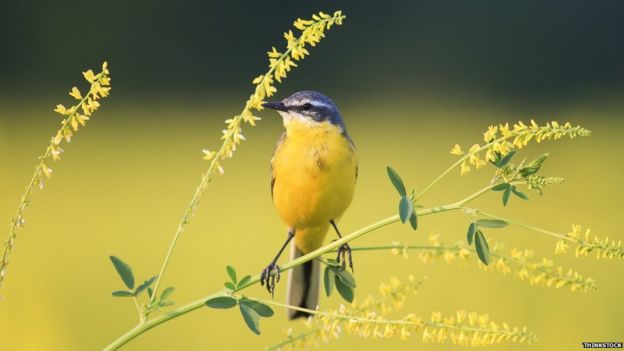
left=52, top=62, right=111, bottom=158
left=176, top=10, right=345, bottom=254
left=423, top=310, right=538, bottom=346
left=1, top=62, right=111, bottom=289
left=556, top=224, right=624, bottom=260
left=202, top=10, right=346, bottom=168
left=389, top=234, right=595, bottom=292
left=450, top=120, right=591, bottom=175
left=269, top=275, right=422, bottom=350
left=270, top=276, right=536, bottom=350
left=488, top=247, right=596, bottom=292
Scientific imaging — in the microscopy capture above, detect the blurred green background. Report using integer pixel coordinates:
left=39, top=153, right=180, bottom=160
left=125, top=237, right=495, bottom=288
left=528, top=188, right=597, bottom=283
left=1, top=1, right=622, bottom=350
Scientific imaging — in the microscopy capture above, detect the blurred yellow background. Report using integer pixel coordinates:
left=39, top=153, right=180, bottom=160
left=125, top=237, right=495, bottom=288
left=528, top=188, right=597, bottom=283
left=0, top=95, right=622, bottom=350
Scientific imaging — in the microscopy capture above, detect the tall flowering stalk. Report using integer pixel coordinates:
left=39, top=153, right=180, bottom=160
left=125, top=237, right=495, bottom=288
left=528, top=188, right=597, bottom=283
left=362, top=234, right=596, bottom=292
left=416, top=120, right=590, bottom=201
left=148, top=10, right=346, bottom=312
left=266, top=276, right=537, bottom=350
left=0, top=62, right=111, bottom=290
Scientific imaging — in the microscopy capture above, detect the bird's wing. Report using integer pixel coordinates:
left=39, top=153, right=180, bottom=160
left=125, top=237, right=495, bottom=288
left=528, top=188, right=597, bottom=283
left=270, top=132, right=287, bottom=198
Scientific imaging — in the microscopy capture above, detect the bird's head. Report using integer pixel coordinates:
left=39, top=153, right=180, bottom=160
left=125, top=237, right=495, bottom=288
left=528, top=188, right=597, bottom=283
left=262, top=91, right=346, bottom=130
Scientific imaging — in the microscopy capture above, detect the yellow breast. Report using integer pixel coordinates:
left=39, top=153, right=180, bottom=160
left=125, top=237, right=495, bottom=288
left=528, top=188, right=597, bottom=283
left=271, top=119, right=357, bottom=251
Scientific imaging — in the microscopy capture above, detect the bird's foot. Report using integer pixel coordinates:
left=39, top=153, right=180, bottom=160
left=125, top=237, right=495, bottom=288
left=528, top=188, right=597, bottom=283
left=336, top=243, right=354, bottom=273
left=260, top=262, right=280, bottom=297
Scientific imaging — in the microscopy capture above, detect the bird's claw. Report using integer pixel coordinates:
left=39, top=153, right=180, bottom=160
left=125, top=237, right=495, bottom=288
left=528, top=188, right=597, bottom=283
left=336, top=243, right=354, bottom=273
left=260, top=262, right=280, bottom=297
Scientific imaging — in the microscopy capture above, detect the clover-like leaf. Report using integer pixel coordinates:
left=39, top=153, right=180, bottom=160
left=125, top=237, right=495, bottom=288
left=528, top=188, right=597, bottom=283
left=409, top=211, right=418, bottom=230
left=160, top=286, right=175, bottom=301
left=333, top=267, right=356, bottom=288
left=134, top=275, right=157, bottom=296
left=206, top=296, right=237, bottom=309
left=492, top=183, right=510, bottom=191
left=467, top=222, right=476, bottom=245
left=387, top=166, right=406, bottom=196
left=237, top=275, right=252, bottom=288
left=226, top=265, right=237, bottom=284
left=511, top=186, right=529, bottom=200
left=324, top=266, right=335, bottom=297
left=399, top=196, right=414, bottom=223
left=109, top=255, right=135, bottom=290
left=239, top=304, right=261, bottom=335
left=503, top=188, right=511, bottom=206
left=475, top=230, right=490, bottom=265
left=112, top=290, right=134, bottom=297
left=239, top=299, right=274, bottom=318
left=476, top=219, right=508, bottom=228
left=334, top=276, right=354, bottom=303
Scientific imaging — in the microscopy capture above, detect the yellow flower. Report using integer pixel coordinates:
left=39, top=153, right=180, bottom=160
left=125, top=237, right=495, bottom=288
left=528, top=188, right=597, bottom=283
left=460, top=161, right=470, bottom=175
left=69, top=87, right=82, bottom=100
left=483, top=125, right=498, bottom=142
left=449, top=144, right=463, bottom=155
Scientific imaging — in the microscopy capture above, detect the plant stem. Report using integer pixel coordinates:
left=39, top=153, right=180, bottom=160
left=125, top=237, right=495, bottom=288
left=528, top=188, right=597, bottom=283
left=474, top=209, right=571, bottom=241
left=132, top=297, right=144, bottom=323
left=147, top=15, right=343, bottom=305
left=1, top=86, right=102, bottom=289
left=103, top=182, right=496, bottom=350
left=415, top=136, right=510, bottom=201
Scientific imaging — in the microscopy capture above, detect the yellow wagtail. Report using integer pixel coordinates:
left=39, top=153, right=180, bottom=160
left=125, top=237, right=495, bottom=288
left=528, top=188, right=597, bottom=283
left=261, top=91, right=358, bottom=319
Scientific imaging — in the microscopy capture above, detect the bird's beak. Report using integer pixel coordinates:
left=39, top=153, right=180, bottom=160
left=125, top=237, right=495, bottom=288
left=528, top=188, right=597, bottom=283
left=262, top=101, right=288, bottom=112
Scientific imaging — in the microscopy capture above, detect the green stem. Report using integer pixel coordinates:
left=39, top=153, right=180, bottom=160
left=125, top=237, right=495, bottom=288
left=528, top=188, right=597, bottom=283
left=148, top=15, right=342, bottom=304
left=103, top=182, right=497, bottom=350
left=415, top=135, right=510, bottom=201
left=475, top=210, right=571, bottom=242
left=1, top=86, right=100, bottom=289
left=132, top=297, right=144, bottom=323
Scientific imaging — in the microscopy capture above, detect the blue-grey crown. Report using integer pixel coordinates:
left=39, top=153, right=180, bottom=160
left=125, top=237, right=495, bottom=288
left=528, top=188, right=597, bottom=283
left=282, top=91, right=346, bottom=128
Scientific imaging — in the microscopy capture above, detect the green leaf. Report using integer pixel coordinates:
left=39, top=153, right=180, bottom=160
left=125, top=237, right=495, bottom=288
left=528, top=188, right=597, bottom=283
left=226, top=265, right=237, bottom=284
left=474, top=230, right=490, bottom=265
left=237, top=275, right=252, bottom=287
left=112, top=290, right=134, bottom=297
left=324, top=258, right=341, bottom=267
left=467, top=223, right=476, bottom=245
left=386, top=166, right=406, bottom=196
left=159, top=301, right=174, bottom=307
left=225, top=282, right=236, bottom=290
left=239, top=304, right=261, bottom=335
left=239, top=299, right=274, bottom=317
left=498, top=150, right=517, bottom=167
left=134, top=275, right=157, bottom=296
left=476, top=219, right=508, bottom=228
left=206, top=296, right=237, bottom=309
left=399, top=196, right=414, bottom=223
left=324, top=266, right=335, bottom=297
left=161, top=286, right=175, bottom=301
left=409, top=211, right=418, bottom=230
left=109, top=256, right=135, bottom=290
left=147, top=287, right=153, bottom=298
left=511, top=186, right=529, bottom=200
left=491, top=183, right=510, bottom=191
left=502, top=188, right=511, bottom=206
left=334, top=276, right=354, bottom=303
left=333, top=268, right=356, bottom=288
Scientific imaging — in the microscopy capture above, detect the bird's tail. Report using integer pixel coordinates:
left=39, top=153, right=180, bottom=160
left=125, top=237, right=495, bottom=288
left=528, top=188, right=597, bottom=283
left=286, top=243, right=321, bottom=320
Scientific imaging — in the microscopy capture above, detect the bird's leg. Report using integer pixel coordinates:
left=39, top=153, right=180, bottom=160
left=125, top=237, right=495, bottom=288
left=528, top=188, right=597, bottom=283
left=330, top=219, right=353, bottom=272
left=261, top=228, right=295, bottom=297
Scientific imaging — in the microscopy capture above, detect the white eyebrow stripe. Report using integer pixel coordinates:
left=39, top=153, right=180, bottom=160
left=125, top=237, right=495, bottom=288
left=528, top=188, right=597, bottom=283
left=291, top=99, right=332, bottom=109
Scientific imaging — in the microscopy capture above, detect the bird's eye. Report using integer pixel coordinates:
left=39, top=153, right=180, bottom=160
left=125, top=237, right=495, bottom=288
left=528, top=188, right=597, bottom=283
left=302, top=103, right=312, bottom=111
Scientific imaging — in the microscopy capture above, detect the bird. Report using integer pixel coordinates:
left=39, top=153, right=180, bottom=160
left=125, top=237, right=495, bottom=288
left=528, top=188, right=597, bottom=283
left=260, top=91, right=358, bottom=319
